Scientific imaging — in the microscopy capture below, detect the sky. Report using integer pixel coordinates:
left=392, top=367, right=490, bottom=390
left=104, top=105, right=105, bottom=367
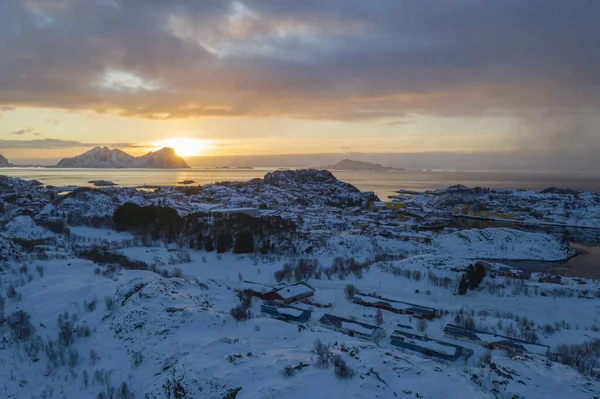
left=1, top=0, right=599, bottom=167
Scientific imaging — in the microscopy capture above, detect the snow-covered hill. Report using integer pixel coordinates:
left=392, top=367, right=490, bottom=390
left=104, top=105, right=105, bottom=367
left=435, top=228, right=575, bottom=261
left=55, top=147, right=189, bottom=169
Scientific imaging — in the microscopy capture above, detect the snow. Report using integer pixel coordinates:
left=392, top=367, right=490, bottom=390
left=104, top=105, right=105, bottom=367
left=1, top=173, right=600, bottom=398
left=2, top=215, right=54, bottom=241
left=341, top=321, right=377, bottom=337
left=274, top=306, right=306, bottom=318
left=276, top=283, right=314, bottom=301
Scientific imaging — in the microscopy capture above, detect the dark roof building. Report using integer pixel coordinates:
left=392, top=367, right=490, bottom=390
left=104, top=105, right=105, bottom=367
left=443, top=324, right=550, bottom=356
left=390, top=330, right=473, bottom=361
left=261, top=302, right=311, bottom=323
left=352, top=293, right=438, bottom=320
left=319, top=314, right=386, bottom=342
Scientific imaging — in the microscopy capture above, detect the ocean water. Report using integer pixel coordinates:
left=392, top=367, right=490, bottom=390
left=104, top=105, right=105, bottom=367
left=2, top=167, right=600, bottom=200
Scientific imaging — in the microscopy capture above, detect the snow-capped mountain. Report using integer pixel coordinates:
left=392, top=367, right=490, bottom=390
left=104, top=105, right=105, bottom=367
left=0, top=153, right=12, bottom=167
left=55, top=147, right=189, bottom=168
left=133, top=147, right=189, bottom=169
left=56, top=147, right=136, bottom=168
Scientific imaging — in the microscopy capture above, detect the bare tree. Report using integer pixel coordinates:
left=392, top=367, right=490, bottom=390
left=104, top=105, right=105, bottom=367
left=417, top=318, right=429, bottom=333
left=375, top=309, right=384, bottom=326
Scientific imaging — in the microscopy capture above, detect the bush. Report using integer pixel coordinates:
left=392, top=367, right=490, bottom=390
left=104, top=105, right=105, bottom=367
left=230, top=305, right=252, bottom=321
left=280, top=365, right=296, bottom=378
left=344, top=284, right=358, bottom=300
left=457, top=275, right=468, bottom=295
left=84, top=296, right=98, bottom=312
left=417, top=318, right=429, bottom=332
left=314, top=339, right=331, bottom=369
left=332, top=355, right=355, bottom=380
left=68, top=348, right=80, bottom=370
left=105, top=296, right=116, bottom=312
left=58, top=315, right=75, bottom=347
left=7, top=310, right=35, bottom=341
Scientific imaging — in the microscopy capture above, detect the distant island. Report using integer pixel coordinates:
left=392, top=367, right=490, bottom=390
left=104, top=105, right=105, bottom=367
left=55, top=146, right=190, bottom=169
left=324, top=158, right=403, bottom=171
left=0, top=153, right=13, bottom=167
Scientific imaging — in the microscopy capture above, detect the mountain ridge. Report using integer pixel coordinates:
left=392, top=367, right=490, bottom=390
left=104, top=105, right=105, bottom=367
left=55, top=146, right=190, bottom=168
left=0, top=153, right=13, bottom=167
left=324, top=158, right=402, bottom=171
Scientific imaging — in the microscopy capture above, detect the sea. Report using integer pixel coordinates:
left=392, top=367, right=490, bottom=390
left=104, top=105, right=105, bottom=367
left=2, top=167, right=600, bottom=200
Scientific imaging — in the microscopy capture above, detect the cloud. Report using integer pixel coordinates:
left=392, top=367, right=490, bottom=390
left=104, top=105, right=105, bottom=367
left=8, top=127, right=41, bottom=136
left=0, top=1, right=598, bottom=122
left=0, top=138, right=145, bottom=149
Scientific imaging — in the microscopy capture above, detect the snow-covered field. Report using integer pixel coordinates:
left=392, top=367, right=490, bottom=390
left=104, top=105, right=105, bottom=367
left=1, top=171, right=600, bottom=398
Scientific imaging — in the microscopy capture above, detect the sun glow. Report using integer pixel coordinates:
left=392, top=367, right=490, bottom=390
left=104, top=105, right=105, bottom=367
left=153, top=138, right=210, bottom=157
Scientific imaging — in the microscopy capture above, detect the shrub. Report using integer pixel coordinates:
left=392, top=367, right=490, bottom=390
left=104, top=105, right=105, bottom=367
left=344, top=284, right=358, bottom=300
left=230, top=305, right=252, bottom=321
left=84, top=296, right=98, bottom=312
left=457, top=275, right=468, bottom=295
left=280, top=365, right=296, bottom=378
left=68, top=348, right=80, bottom=370
left=105, top=296, right=116, bottom=312
left=314, top=339, right=331, bottom=369
left=417, top=318, right=429, bottom=332
left=332, top=355, right=355, bottom=380
left=375, top=309, right=384, bottom=326
left=7, top=310, right=35, bottom=341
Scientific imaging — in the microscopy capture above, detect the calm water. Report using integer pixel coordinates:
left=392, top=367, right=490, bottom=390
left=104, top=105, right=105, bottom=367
left=2, top=168, right=600, bottom=200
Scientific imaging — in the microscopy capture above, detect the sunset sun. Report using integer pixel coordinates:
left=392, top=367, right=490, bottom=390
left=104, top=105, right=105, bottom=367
left=153, top=138, right=210, bottom=157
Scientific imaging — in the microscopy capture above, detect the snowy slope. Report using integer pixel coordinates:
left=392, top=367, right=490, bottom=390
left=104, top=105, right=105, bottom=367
left=2, top=215, right=55, bottom=242
left=435, top=228, right=575, bottom=261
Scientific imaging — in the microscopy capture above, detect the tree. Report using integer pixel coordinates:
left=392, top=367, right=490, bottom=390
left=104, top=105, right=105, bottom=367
left=233, top=231, right=255, bottom=254
left=458, top=275, right=469, bottom=295
left=375, top=309, right=384, bottom=326
left=204, top=236, right=214, bottom=252
left=216, top=232, right=232, bottom=253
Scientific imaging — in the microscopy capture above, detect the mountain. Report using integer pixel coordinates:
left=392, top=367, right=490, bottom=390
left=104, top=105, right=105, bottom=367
left=0, top=153, right=12, bottom=167
left=55, top=147, right=189, bottom=168
left=133, top=147, right=189, bottom=169
left=56, top=146, right=136, bottom=168
left=324, top=159, right=401, bottom=171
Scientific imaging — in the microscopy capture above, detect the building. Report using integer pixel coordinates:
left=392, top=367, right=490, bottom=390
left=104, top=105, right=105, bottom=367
left=385, top=202, right=406, bottom=210
left=390, top=330, right=473, bottom=361
left=352, top=293, right=438, bottom=320
left=443, top=324, right=550, bottom=356
left=260, top=302, right=311, bottom=323
left=319, top=314, right=386, bottom=342
left=495, top=267, right=532, bottom=280
left=211, top=207, right=260, bottom=217
left=262, top=282, right=316, bottom=304
left=240, top=281, right=275, bottom=299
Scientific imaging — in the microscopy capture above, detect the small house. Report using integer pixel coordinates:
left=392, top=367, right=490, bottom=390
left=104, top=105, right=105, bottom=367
left=319, top=314, right=386, bottom=342
left=390, top=330, right=473, bottom=361
left=261, top=302, right=311, bottom=323
left=352, top=293, right=438, bottom=320
left=262, top=282, right=316, bottom=304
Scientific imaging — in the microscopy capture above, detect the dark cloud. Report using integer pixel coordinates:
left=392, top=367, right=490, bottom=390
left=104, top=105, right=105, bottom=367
left=8, top=127, right=40, bottom=136
left=0, top=138, right=145, bottom=149
left=0, top=1, right=599, bottom=120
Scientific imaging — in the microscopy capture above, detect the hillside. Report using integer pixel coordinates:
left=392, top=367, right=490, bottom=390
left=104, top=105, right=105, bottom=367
left=0, top=153, right=12, bottom=167
left=324, top=159, right=401, bottom=171
left=1, top=172, right=600, bottom=398
left=55, top=147, right=189, bottom=168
